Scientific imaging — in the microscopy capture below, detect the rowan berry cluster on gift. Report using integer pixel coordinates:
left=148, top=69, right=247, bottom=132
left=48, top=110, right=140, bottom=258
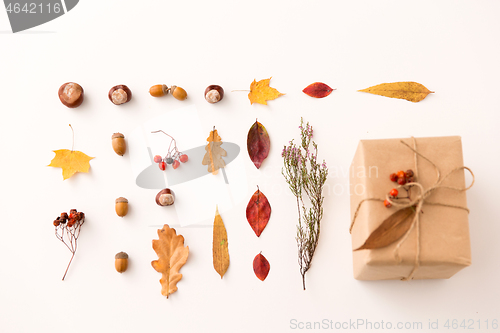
left=384, top=169, right=415, bottom=208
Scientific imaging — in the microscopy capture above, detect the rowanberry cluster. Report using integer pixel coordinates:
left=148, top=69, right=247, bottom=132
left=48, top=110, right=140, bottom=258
left=151, top=130, right=189, bottom=171
left=389, top=169, right=415, bottom=185
left=154, top=153, right=188, bottom=171
left=53, top=209, right=85, bottom=228
left=384, top=169, right=415, bottom=208
left=53, top=208, right=86, bottom=280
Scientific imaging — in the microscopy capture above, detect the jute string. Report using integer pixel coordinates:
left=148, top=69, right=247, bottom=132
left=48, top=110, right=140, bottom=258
left=349, top=138, right=475, bottom=280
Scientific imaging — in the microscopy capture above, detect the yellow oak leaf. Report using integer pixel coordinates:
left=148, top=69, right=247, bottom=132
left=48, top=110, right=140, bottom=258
left=202, top=127, right=226, bottom=175
left=48, top=149, right=94, bottom=180
left=248, top=77, right=284, bottom=105
left=358, top=82, right=434, bottom=103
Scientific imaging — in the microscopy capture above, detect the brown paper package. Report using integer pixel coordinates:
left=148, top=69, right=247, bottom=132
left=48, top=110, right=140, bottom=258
left=350, top=136, right=471, bottom=280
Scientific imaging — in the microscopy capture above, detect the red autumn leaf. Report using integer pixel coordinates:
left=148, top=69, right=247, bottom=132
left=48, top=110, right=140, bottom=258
left=253, top=253, right=270, bottom=281
left=247, top=120, right=270, bottom=169
left=302, top=82, right=335, bottom=98
left=246, top=187, right=271, bottom=237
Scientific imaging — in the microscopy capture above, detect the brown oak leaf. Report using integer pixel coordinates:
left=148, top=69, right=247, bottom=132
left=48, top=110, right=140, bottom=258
left=151, top=225, right=189, bottom=299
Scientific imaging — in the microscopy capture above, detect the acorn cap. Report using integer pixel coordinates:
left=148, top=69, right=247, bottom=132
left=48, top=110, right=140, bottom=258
left=115, top=197, right=128, bottom=203
left=112, top=133, right=124, bottom=139
left=115, top=252, right=128, bottom=259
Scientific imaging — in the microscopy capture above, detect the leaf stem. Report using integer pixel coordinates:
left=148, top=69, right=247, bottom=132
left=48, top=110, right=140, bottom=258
left=69, top=124, right=74, bottom=152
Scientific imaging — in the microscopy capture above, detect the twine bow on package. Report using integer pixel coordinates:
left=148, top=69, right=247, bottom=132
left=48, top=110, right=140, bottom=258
left=349, top=136, right=474, bottom=281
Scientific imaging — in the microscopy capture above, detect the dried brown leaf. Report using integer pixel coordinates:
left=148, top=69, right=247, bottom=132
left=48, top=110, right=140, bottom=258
left=354, top=207, right=416, bottom=251
left=151, top=225, right=189, bottom=298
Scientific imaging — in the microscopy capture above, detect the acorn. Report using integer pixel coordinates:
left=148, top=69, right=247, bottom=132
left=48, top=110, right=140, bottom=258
left=115, top=252, right=129, bottom=273
left=155, top=189, right=175, bottom=206
left=149, top=84, right=169, bottom=97
left=111, top=133, right=126, bottom=156
left=170, top=85, right=187, bottom=100
left=115, top=197, right=129, bottom=217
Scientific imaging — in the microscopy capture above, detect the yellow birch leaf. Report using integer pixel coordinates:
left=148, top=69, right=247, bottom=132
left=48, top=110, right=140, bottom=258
left=151, top=225, right=189, bottom=299
left=248, top=77, right=284, bottom=105
left=213, top=206, right=229, bottom=279
left=48, top=149, right=94, bottom=180
left=358, top=81, right=434, bottom=103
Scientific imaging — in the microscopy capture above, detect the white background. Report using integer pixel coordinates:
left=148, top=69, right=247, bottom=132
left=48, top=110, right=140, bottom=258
left=1, top=1, right=499, bottom=332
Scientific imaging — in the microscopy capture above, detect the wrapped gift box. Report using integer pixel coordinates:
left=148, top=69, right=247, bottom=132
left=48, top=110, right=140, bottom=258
left=350, top=136, right=471, bottom=280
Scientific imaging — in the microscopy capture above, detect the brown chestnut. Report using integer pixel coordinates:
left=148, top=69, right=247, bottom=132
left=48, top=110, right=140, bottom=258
left=58, top=82, right=84, bottom=108
left=204, top=85, right=224, bottom=104
left=155, top=189, right=175, bottom=206
left=109, top=85, right=132, bottom=105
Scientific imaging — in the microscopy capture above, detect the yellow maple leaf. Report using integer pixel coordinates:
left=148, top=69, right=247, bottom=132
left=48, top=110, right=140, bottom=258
left=248, top=77, right=284, bottom=105
left=358, top=81, right=434, bottom=103
left=48, top=149, right=94, bottom=180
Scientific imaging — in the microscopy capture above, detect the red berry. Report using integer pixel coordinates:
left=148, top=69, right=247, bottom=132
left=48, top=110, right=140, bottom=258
left=389, top=188, right=398, bottom=197
left=179, top=154, right=188, bottom=163
left=53, top=220, right=60, bottom=226
left=406, top=169, right=414, bottom=178
left=154, top=155, right=162, bottom=163
left=60, top=212, right=68, bottom=220
left=173, top=160, right=180, bottom=169
left=396, top=170, right=406, bottom=179
left=384, top=199, right=392, bottom=208
left=389, top=173, right=398, bottom=182
left=159, top=161, right=166, bottom=171
left=407, top=176, right=415, bottom=183
left=397, top=177, right=406, bottom=185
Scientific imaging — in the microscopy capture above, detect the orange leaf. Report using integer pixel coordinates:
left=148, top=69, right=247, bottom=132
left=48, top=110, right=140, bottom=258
left=151, top=225, right=189, bottom=299
left=354, top=207, right=416, bottom=251
left=248, top=77, right=284, bottom=105
left=48, top=149, right=94, bottom=180
left=246, top=187, right=271, bottom=237
left=202, top=127, right=227, bottom=175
